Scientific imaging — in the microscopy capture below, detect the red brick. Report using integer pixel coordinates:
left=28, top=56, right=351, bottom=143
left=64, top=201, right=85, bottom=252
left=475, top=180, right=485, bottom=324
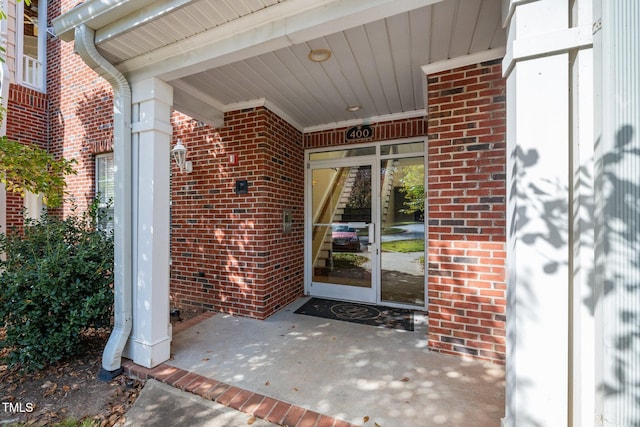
left=186, top=377, right=219, bottom=396
left=265, top=401, right=292, bottom=425
left=227, top=389, right=255, bottom=410
left=202, top=382, right=230, bottom=400
left=216, top=386, right=244, bottom=408
left=253, top=397, right=278, bottom=420
left=149, top=364, right=182, bottom=382
left=172, top=372, right=201, bottom=390
left=281, top=405, right=305, bottom=427
left=425, top=62, right=506, bottom=364
left=239, top=393, right=266, bottom=414
left=316, top=415, right=337, bottom=427
left=164, top=368, right=190, bottom=386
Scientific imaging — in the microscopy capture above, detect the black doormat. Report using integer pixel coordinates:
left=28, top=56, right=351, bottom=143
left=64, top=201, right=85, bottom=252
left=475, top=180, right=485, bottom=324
left=294, top=298, right=414, bottom=331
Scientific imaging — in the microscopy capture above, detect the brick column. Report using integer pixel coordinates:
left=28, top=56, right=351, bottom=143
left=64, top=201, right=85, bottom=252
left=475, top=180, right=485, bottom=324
left=425, top=60, right=507, bottom=364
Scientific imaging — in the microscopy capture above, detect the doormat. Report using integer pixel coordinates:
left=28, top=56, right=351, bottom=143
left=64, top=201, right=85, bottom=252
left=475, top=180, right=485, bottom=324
left=294, top=298, right=414, bottom=331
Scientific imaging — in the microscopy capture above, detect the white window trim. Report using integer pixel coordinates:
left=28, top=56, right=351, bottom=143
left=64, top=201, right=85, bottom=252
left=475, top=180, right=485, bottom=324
left=16, top=0, right=46, bottom=92
left=95, top=152, right=114, bottom=232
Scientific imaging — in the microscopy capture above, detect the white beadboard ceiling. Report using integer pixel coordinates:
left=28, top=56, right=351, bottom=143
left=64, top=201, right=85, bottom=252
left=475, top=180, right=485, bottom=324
left=83, top=0, right=506, bottom=131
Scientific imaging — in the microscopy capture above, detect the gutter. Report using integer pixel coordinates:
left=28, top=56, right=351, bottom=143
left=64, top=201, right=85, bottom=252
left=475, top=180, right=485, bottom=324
left=52, top=0, right=154, bottom=42
left=73, top=24, right=133, bottom=381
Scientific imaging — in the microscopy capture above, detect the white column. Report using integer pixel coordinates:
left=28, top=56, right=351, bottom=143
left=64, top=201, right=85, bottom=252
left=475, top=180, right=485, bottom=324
left=123, top=78, right=173, bottom=368
left=502, top=0, right=593, bottom=426
left=1, top=52, right=9, bottom=247
left=571, top=14, right=595, bottom=427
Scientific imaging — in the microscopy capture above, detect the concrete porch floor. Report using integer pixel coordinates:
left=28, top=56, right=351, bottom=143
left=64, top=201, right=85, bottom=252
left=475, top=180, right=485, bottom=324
left=153, top=297, right=505, bottom=426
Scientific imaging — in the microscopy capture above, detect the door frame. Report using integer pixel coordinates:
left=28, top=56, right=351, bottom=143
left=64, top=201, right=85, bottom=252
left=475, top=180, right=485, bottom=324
left=304, top=138, right=428, bottom=310
left=306, top=159, right=379, bottom=304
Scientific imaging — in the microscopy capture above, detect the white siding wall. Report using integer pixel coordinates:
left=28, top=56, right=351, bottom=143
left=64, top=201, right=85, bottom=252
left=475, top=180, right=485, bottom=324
left=593, top=1, right=640, bottom=426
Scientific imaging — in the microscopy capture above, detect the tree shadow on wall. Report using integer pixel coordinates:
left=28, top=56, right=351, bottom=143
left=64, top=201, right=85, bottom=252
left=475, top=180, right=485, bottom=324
left=508, top=124, right=640, bottom=426
left=594, top=125, right=640, bottom=426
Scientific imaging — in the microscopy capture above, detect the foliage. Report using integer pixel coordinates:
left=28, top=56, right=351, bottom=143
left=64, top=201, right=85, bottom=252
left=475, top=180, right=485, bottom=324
left=0, top=137, right=77, bottom=208
left=333, top=253, right=368, bottom=268
left=381, top=227, right=404, bottom=235
left=0, top=0, right=73, bottom=209
left=380, top=238, right=424, bottom=253
left=346, top=167, right=372, bottom=210
left=0, top=202, right=114, bottom=372
left=52, top=418, right=100, bottom=427
left=397, top=164, right=425, bottom=215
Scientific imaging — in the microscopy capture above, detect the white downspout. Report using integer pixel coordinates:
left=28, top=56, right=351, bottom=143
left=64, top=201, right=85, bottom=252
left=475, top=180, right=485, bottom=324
left=0, top=0, right=10, bottom=244
left=73, top=24, right=133, bottom=380
left=0, top=64, right=7, bottom=248
left=0, top=17, right=8, bottom=247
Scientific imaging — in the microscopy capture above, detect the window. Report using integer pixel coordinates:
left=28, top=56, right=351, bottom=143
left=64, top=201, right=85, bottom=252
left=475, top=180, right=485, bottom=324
left=23, top=191, right=44, bottom=220
left=17, top=0, right=46, bottom=91
left=95, top=154, right=114, bottom=233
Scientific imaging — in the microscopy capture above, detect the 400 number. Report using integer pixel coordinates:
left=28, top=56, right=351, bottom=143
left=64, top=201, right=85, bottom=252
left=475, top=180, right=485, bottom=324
left=345, top=125, right=374, bottom=141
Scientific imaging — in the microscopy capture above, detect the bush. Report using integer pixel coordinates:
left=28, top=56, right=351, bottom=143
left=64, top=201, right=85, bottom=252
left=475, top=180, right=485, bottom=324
left=0, top=204, right=114, bottom=371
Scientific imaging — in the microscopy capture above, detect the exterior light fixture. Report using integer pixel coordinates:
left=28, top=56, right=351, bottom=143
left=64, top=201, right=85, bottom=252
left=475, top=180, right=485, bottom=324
left=346, top=105, right=361, bottom=112
left=172, top=140, right=192, bottom=173
left=308, top=48, right=332, bottom=62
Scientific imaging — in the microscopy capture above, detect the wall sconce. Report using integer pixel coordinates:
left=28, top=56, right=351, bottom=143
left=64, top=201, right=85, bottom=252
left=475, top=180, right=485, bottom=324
left=172, top=139, right=192, bottom=173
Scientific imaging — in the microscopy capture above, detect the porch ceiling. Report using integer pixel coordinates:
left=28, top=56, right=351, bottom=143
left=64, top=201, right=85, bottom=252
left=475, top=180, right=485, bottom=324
left=53, top=0, right=506, bottom=131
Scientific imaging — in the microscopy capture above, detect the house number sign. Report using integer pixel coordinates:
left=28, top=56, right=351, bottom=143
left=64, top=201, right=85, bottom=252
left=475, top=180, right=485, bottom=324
left=345, top=125, right=374, bottom=141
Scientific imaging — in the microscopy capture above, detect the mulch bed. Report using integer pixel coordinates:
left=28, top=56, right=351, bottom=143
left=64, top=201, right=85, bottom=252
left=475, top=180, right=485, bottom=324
left=0, top=307, right=205, bottom=426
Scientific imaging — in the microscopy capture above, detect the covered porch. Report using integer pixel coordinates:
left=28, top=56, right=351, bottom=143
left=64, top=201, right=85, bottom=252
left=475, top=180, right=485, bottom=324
left=50, top=0, right=640, bottom=425
left=126, top=297, right=505, bottom=427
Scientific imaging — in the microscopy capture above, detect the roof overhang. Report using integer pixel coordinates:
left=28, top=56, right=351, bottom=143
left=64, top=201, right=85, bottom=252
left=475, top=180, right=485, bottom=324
left=53, top=0, right=506, bottom=131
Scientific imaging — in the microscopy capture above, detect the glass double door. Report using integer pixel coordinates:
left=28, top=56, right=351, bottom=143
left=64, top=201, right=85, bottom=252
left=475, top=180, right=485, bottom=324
left=307, top=147, right=425, bottom=308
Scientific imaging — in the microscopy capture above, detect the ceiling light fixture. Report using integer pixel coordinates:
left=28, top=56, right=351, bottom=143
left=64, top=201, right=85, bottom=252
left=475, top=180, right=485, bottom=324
left=308, top=48, right=332, bottom=62
left=346, top=105, right=361, bottom=112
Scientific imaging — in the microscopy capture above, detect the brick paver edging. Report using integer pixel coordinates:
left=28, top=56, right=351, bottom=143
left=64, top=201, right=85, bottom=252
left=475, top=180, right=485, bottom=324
left=122, top=312, right=359, bottom=427
left=121, top=361, right=357, bottom=427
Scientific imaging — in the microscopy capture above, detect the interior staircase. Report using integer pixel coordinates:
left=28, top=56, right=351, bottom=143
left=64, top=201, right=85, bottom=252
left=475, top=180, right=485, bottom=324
left=313, top=166, right=359, bottom=269
left=312, top=161, right=398, bottom=271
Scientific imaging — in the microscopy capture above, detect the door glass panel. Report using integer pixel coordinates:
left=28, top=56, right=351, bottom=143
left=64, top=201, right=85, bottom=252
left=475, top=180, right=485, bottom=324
left=309, top=146, right=376, bottom=161
left=380, top=157, right=425, bottom=306
left=312, top=165, right=372, bottom=289
left=380, top=141, right=424, bottom=156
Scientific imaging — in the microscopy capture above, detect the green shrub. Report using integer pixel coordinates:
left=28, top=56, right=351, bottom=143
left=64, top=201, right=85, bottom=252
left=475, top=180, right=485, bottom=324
left=0, top=203, right=114, bottom=371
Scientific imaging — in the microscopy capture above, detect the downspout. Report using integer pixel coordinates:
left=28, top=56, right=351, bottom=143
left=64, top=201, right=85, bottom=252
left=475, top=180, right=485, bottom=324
left=0, top=20, right=10, bottom=251
left=73, top=24, right=133, bottom=380
left=0, top=1, right=9, bottom=246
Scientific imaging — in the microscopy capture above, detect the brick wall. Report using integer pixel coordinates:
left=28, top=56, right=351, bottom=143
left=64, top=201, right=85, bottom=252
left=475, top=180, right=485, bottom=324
left=48, top=0, right=114, bottom=217
left=3, top=84, right=49, bottom=230
left=3, top=192, right=24, bottom=232
left=170, top=107, right=305, bottom=319
left=304, top=116, right=426, bottom=148
left=426, top=60, right=506, bottom=363
left=6, top=85, right=48, bottom=149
